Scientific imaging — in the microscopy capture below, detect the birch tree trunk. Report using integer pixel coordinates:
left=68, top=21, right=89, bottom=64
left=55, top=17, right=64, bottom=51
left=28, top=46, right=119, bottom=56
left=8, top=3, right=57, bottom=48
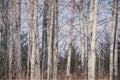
left=86, top=0, right=90, bottom=79
left=14, top=0, right=21, bottom=79
left=114, top=0, right=118, bottom=79
left=26, top=0, right=31, bottom=79
left=90, top=0, right=98, bottom=79
left=30, top=0, right=40, bottom=80
left=88, top=0, right=98, bottom=80
left=29, top=0, right=34, bottom=80
left=42, top=0, right=49, bottom=79
left=9, top=0, right=13, bottom=80
left=47, top=0, right=54, bottom=80
left=114, top=31, right=118, bottom=80
left=33, top=0, right=40, bottom=80
left=30, top=0, right=34, bottom=79
left=27, top=25, right=30, bottom=80
left=53, top=0, right=58, bottom=80
left=88, top=0, right=94, bottom=79
left=79, top=0, right=85, bottom=74
left=66, top=0, right=74, bottom=79
left=110, top=0, right=118, bottom=80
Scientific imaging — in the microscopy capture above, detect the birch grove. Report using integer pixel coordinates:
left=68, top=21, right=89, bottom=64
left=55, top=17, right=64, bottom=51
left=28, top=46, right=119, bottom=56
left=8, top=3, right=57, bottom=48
left=0, top=0, right=120, bottom=80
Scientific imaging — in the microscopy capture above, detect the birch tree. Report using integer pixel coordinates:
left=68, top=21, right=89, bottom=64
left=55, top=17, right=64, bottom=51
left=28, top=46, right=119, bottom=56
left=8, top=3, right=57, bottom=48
left=30, top=0, right=34, bottom=79
left=42, top=0, right=49, bottom=79
left=9, top=0, right=13, bottom=79
left=53, top=0, right=58, bottom=80
left=47, top=0, right=58, bottom=79
left=14, top=0, right=21, bottom=79
left=26, top=0, right=31, bottom=79
left=27, top=24, right=31, bottom=80
left=79, top=0, right=85, bottom=74
left=66, top=0, right=74, bottom=79
left=110, top=0, right=118, bottom=80
left=30, top=0, right=40, bottom=80
left=47, top=0, right=53, bottom=79
left=87, top=0, right=94, bottom=79
left=88, top=0, right=98, bottom=80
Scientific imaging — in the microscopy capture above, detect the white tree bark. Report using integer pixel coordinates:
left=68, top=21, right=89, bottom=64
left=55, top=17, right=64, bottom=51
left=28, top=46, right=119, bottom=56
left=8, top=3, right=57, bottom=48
left=47, top=0, right=54, bottom=80
left=30, top=0, right=34, bottom=79
left=53, top=0, right=58, bottom=80
left=66, top=0, right=74, bottom=79
left=26, top=0, right=31, bottom=79
left=30, top=0, right=40, bottom=80
left=114, top=32, right=118, bottom=80
left=90, top=0, right=98, bottom=79
left=88, top=0, right=98, bottom=80
left=9, top=0, right=13, bottom=80
left=110, top=0, right=118, bottom=80
left=79, top=0, right=85, bottom=73
left=27, top=26, right=30, bottom=80
left=33, top=0, right=40, bottom=80
left=88, top=0, right=94, bottom=79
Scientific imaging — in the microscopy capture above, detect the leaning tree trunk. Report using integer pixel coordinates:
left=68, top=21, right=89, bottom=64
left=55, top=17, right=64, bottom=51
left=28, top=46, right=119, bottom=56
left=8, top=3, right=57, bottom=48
left=109, top=0, right=118, bottom=80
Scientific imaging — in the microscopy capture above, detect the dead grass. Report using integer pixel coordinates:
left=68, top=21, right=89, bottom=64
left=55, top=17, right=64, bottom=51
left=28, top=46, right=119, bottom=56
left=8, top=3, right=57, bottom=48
left=1, top=72, right=109, bottom=80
